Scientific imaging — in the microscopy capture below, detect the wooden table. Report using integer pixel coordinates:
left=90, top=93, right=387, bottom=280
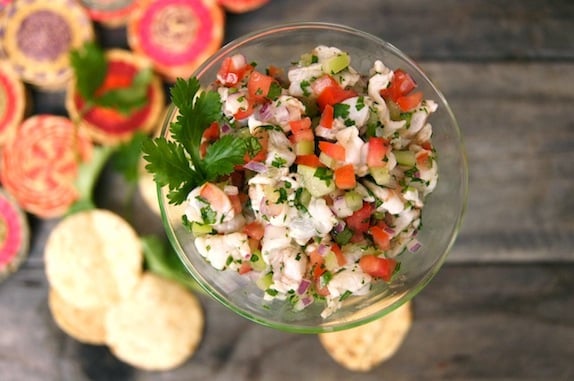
left=2, top=0, right=573, bottom=380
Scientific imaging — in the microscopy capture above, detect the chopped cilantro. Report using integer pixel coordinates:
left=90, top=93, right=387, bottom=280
left=333, top=103, right=350, bottom=119
left=314, top=167, right=334, bottom=186
left=300, top=80, right=311, bottom=96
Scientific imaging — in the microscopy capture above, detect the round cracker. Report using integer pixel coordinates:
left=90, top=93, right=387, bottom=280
left=319, top=301, right=413, bottom=372
left=105, top=272, right=204, bottom=371
left=48, top=288, right=107, bottom=345
left=44, top=209, right=143, bottom=310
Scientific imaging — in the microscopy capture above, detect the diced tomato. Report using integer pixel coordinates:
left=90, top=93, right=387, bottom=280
left=310, top=249, right=326, bottom=279
left=318, top=141, right=346, bottom=161
left=289, top=117, right=312, bottom=134
left=359, top=255, right=397, bottom=281
left=202, top=122, right=220, bottom=141
left=248, top=70, right=275, bottom=101
left=316, top=85, right=357, bottom=110
left=239, top=261, right=253, bottom=275
left=319, top=104, right=334, bottom=129
left=396, top=91, right=423, bottom=112
left=334, top=164, right=356, bottom=190
left=369, top=225, right=391, bottom=251
left=234, top=101, right=254, bottom=120
left=380, top=69, right=417, bottom=102
left=295, top=154, right=324, bottom=168
left=266, top=64, right=283, bottom=79
left=367, top=137, right=389, bottom=167
left=217, top=55, right=252, bottom=86
left=345, top=202, right=374, bottom=233
left=331, top=243, right=347, bottom=266
left=243, top=221, right=265, bottom=240
left=416, top=149, right=432, bottom=167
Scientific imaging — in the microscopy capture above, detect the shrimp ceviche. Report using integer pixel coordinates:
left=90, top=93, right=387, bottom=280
left=143, top=45, right=438, bottom=318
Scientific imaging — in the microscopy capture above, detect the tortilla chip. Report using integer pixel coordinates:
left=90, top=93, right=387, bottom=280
left=48, top=288, right=107, bottom=345
left=319, top=301, right=413, bottom=371
left=44, top=209, right=143, bottom=309
left=105, top=272, right=204, bottom=371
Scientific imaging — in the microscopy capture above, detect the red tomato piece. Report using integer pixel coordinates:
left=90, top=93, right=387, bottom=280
left=331, top=243, right=347, bottom=266
left=239, top=261, right=253, bottom=275
left=243, top=221, right=265, bottom=240
left=359, top=255, right=397, bottom=281
left=202, top=122, right=220, bottom=141
left=248, top=70, right=275, bottom=101
left=289, top=117, right=312, bottom=134
left=319, top=104, right=334, bottom=129
left=369, top=225, right=391, bottom=251
left=234, top=101, right=254, bottom=120
left=346, top=202, right=375, bottom=233
left=217, top=55, right=252, bottom=86
left=367, top=137, right=389, bottom=167
left=316, top=85, right=357, bottom=110
left=396, top=91, right=423, bottom=112
left=334, top=164, right=356, bottom=190
left=309, top=250, right=326, bottom=279
left=380, top=69, right=417, bottom=102
left=296, top=154, right=324, bottom=168
left=318, top=141, right=346, bottom=161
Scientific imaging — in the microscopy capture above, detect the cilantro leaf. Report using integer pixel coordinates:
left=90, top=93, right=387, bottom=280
left=69, top=41, right=107, bottom=101
left=141, top=137, right=199, bottom=204
left=203, top=135, right=251, bottom=179
left=169, top=78, right=222, bottom=177
left=143, top=76, right=263, bottom=206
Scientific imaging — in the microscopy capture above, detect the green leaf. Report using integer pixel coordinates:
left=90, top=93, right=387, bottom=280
left=69, top=42, right=108, bottom=102
left=169, top=78, right=221, bottom=174
left=140, top=235, right=203, bottom=293
left=94, top=68, right=153, bottom=115
left=141, top=136, right=200, bottom=205
left=202, top=135, right=249, bottom=180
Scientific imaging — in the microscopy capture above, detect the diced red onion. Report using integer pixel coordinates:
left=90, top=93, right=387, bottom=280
left=383, top=226, right=395, bottom=235
left=258, top=102, right=273, bottom=121
left=317, top=244, right=329, bottom=256
left=297, top=279, right=311, bottom=295
left=407, top=239, right=422, bottom=253
left=301, top=295, right=314, bottom=307
left=334, top=221, right=346, bottom=234
left=220, top=123, right=232, bottom=134
left=244, top=160, right=267, bottom=173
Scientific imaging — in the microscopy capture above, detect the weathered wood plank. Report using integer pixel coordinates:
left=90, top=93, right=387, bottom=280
left=2, top=263, right=572, bottom=380
left=225, top=0, right=574, bottom=61
left=419, top=61, right=574, bottom=262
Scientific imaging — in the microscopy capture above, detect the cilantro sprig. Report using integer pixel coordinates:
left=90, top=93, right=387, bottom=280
left=142, top=77, right=261, bottom=205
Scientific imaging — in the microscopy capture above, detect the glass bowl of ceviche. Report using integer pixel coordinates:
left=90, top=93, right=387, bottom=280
left=144, top=22, right=468, bottom=333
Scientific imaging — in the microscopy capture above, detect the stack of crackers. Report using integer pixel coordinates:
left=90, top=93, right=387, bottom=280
left=44, top=209, right=205, bottom=371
